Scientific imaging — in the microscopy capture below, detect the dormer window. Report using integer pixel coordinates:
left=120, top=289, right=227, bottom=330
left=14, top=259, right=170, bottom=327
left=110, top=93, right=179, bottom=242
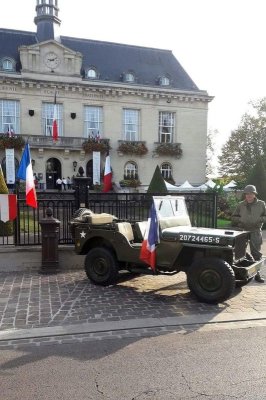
left=1, top=58, right=15, bottom=72
left=87, top=68, right=98, bottom=79
left=159, top=76, right=170, bottom=86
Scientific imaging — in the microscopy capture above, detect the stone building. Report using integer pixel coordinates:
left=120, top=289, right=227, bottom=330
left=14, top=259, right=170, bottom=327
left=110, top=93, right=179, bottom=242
left=0, top=0, right=213, bottom=190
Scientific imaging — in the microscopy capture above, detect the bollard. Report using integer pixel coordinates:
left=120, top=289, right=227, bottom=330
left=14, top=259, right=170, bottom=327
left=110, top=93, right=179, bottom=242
left=39, top=207, right=60, bottom=273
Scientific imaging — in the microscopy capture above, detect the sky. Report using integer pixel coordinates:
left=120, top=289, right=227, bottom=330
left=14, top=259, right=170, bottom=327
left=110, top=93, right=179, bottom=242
left=1, top=0, right=266, bottom=150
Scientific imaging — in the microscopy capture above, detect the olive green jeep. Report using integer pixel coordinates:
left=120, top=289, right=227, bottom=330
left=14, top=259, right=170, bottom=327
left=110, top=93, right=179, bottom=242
left=69, top=196, right=262, bottom=303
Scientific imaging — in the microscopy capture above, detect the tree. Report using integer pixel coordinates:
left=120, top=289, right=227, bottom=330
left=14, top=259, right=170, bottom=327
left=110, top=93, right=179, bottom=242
left=218, top=98, right=266, bottom=180
left=206, top=128, right=219, bottom=176
left=246, top=156, right=266, bottom=202
left=147, top=165, right=168, bottom=194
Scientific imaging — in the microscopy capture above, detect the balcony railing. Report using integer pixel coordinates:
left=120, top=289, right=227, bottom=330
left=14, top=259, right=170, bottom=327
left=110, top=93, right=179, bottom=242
left=26, top=135, right=91, bottom=149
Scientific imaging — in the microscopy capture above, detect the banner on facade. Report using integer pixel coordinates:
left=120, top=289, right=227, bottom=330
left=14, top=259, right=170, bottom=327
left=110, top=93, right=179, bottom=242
left=93, top=151, right=101, bottom=185
left=5, top=148, right=15, bottom=184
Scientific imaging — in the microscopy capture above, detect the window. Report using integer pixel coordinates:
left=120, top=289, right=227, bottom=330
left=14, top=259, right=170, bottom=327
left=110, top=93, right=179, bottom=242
left=87, top=68, right=97, bottom=79
left=42, top=102, right=63, bottom=137
left=125, top=72, right=135, bottom=82
left=124, top=161, right=138, bottom=179
left=0, top=100, right=20, bottom=134
left=1, top=58, right=15, bottom=72
left=123, top=109, right=139, bottom=141
left=160, top=162, right=172, bottom=179
left=84, top=106, right=103, bottom=139
left=159, top=112, right=175, bottom=143
left=159, top=76, right=170, bottom=86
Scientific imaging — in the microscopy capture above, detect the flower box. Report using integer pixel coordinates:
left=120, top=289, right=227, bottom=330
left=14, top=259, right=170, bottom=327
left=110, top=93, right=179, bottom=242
left=0, top=134, right=25, bottom=150
left=117, top=141, right=148, bottom=156
left=153, top=142, right=182, bottom=158
left=82, top=138, right=110, bottom=154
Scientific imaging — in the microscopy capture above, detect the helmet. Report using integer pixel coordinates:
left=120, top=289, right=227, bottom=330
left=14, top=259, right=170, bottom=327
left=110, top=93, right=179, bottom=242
left=243, top=185, right=257, bottom=195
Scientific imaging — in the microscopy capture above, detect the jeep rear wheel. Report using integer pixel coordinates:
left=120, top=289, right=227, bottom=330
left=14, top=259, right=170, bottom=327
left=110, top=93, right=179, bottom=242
left=187, top=258, right=235, bottom=304
left=84, top=247, right=119, bottom=286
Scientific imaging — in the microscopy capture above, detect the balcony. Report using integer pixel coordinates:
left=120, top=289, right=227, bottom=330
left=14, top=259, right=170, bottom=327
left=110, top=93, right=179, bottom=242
left=26, top=135, right=86, bottom=149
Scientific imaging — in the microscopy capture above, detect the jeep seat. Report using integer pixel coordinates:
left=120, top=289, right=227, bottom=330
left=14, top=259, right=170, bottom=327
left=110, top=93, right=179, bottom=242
left=134, top=221, right=148, bottom=241
left=159, top=215, right=191, bottom=230
left=116, top=222, right=135, bottom=243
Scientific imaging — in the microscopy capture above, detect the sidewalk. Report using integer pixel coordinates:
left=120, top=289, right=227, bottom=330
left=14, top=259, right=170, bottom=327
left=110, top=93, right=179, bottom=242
left=0, top=232, right=265, bottom=345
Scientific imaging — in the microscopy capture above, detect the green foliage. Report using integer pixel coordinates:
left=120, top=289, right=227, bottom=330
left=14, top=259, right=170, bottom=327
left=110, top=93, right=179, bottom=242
left=246, top=156, right=266, bottom=202
left=147, top=165, right=168, bottom=194
left=219, top=98, right=266, bottom=179
left=217, top=193, right=240, bottom=220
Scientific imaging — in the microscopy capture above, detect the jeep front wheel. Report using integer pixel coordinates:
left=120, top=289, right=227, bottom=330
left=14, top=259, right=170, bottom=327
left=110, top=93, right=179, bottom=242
left=84, top=247, right=119, bottom=286
left=187, top=258, right=235, bottom=304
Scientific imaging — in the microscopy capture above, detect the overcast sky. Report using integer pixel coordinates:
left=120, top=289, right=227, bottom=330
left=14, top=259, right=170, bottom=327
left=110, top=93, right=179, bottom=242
left=1, top=0, right=266, bottom=148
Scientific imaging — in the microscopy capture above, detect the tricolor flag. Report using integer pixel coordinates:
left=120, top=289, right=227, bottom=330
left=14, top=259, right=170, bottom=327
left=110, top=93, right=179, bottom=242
left=52, top=91, right=58, bottom=142
left=17, top=143, right=38, bottom=208
left=103, top=152, right=112, bottom=193
left=139, top=201, right=160, bottom=271
left=0, top=194, right=17, bottom=222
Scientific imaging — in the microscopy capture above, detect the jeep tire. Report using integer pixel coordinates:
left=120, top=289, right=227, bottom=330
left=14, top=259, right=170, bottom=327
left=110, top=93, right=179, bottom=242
left=187, top=258, right=235, bottom=304
left=84, top=247, right=119, bottom=286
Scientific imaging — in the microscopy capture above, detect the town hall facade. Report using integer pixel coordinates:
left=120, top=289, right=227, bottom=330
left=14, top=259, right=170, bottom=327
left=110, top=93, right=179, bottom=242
left=0, top=0, right=212, bottom=190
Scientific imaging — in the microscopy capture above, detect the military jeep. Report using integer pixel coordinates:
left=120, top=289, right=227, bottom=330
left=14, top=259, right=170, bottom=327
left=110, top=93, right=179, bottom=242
left=69, top=196, right=262, bottom=303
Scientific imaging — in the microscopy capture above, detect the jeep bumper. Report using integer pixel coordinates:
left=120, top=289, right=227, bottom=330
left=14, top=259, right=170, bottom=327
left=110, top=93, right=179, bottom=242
left=233, top=259, right=264, bottom=281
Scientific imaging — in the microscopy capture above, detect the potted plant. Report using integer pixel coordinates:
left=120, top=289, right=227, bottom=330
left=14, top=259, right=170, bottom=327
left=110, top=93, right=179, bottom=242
left=119, top=175, right=141, bottom=188
left=117, top=141, right=148, bottom=156
left=153, top=142, right=182, bottom=158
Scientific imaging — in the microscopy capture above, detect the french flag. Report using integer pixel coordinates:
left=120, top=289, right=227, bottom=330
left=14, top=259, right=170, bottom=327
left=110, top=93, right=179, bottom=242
left=17, top=143, right=38, bottom=208
left=139, top=201, right=160, bottom=271
left=103, top=152, right=112, bottom=193
left=0, top=194, right=17, bottom=222
left=52, top=91, right=58, bottom=142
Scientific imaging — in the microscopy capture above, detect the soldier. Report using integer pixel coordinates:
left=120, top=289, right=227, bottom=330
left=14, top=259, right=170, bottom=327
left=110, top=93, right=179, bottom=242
left=232, top=185, right=265, bottom=283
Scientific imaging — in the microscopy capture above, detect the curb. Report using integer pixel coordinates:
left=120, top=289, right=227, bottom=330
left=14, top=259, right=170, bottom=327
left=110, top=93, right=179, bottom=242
left=1, top=311, right=266, bottom=341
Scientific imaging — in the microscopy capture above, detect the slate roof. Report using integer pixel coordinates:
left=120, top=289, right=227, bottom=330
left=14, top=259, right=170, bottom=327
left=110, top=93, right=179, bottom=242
left=0, top=28, right=200, bottom=92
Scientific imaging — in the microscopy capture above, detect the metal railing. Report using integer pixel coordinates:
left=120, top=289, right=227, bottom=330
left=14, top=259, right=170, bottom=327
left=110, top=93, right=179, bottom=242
left=0, top=190, right=217, bottom=246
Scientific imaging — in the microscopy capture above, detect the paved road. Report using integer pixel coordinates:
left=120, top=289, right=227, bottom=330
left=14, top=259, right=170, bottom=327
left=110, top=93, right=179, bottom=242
left=1, top=325, right=266, bottom=400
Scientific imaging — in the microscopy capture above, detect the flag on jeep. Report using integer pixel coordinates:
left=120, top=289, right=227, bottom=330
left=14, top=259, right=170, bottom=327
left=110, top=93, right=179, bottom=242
left=140, top=200, right=160, bottom=271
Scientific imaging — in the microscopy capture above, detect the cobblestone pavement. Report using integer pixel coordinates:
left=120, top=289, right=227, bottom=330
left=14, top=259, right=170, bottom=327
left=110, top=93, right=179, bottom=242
left=0, top=266, right=265, bottom=333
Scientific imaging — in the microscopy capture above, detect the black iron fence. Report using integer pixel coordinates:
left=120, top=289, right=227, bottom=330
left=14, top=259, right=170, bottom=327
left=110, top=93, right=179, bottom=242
left=0, top=190, right=217, bottom=246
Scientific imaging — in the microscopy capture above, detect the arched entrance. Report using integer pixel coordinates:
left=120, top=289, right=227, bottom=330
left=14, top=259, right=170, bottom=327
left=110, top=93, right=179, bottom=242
left=46, top=158, right=62, bottom=189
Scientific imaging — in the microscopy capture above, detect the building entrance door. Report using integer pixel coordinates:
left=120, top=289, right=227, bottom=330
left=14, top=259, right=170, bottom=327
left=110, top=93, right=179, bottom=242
left=46, top=158, right=61, bottom=189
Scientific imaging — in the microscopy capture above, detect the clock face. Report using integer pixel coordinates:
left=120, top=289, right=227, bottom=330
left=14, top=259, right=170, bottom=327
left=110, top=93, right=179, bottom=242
left=44, top=52, right=60, bottom=69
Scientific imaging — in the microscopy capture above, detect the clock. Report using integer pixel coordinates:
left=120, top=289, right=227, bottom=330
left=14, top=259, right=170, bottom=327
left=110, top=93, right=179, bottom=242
left=44, top=52, right=60, bottom=69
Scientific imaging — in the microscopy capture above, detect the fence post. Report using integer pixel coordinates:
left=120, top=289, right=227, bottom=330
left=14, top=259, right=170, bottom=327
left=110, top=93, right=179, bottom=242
left=39, top=207, right=60, bottom=273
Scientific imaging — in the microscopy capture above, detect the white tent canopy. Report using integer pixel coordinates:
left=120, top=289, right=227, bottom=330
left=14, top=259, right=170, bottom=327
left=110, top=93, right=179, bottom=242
left=164, top=180, right=180, bottom=191
left=224, top=180, right=237, bottom=189
left=178, top=180, right=194, bottom=189
left=205, top=179, right=216, bottom=189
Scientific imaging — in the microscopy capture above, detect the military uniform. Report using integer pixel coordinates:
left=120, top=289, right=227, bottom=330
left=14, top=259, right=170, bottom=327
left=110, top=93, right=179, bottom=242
left=232, top=185, right=266, bottom=282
